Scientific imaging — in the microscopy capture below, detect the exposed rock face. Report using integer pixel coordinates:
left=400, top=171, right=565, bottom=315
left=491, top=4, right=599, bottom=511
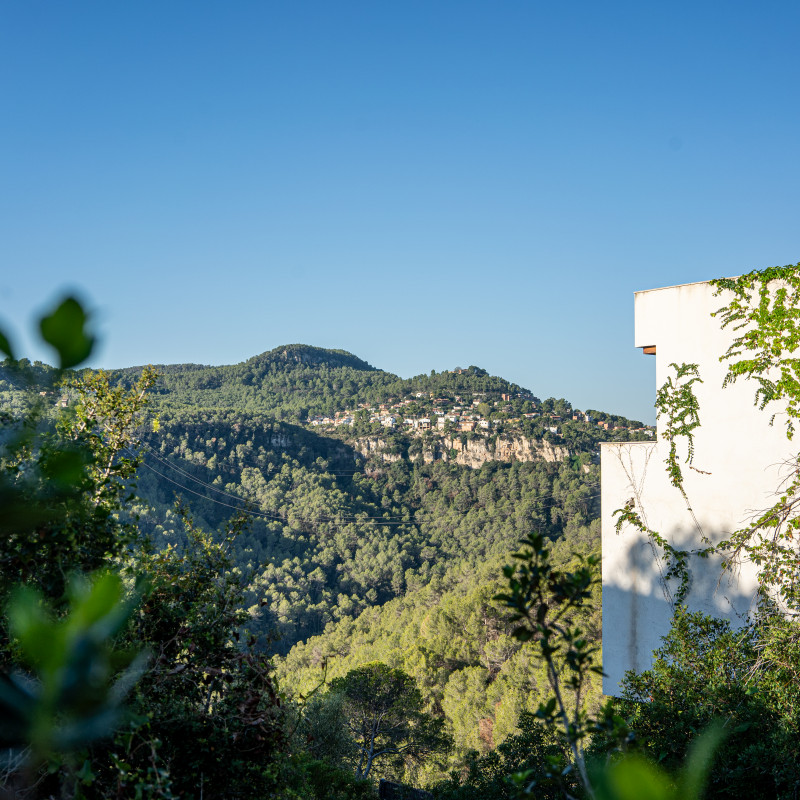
left=434, top=434, right=568, bottom=467
left=269, top=433, right=293, bottom=449
left=354, top=436, right=403, bottom=463
left=354, top=433, right=568, bottom=468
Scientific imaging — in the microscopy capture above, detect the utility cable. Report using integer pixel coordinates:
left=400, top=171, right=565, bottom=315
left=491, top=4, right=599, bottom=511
left=138, top=443, right=600, bottom=525
left=136, top=450, right=600, bottom=532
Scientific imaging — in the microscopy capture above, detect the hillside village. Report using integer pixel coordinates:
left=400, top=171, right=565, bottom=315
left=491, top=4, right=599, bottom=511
left=307, top=379, right=654, bottom=439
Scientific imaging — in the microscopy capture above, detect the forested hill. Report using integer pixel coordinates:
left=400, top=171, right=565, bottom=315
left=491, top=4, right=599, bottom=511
left=1, top=345, right=650, bottom=784
left=111, top=344, right=535, bottom=422
left=2, top=344, right=645, bottom=435
left=247, top=343, right=379, bottom=371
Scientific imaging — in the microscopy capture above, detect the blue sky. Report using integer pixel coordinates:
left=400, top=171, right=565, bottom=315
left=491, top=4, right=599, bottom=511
left=1, top=2, right=798, bottom=422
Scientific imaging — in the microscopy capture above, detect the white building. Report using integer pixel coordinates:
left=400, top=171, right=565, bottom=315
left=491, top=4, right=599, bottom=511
left=601, top=279, right=795, bottom=695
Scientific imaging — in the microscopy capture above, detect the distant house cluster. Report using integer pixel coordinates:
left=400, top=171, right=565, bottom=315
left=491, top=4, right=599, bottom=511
left=306, top=391, right=653, bottom=439
left=307, top=392, right=527, bottom=432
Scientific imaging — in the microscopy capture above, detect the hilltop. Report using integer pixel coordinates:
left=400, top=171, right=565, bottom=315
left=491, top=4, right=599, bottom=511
left=245, top=343, right=379, bottom=372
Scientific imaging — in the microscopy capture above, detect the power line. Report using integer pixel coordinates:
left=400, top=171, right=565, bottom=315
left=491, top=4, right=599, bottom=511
left=137, top=457, right=419, bottom=528
left=140, top=443, right=600, bottom=521
left=135, top=446, right=601, bottom=531
left=139, top=446, right=419, bottom=524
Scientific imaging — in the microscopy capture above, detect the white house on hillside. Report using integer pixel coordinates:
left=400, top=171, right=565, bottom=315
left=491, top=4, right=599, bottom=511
left=601, top=279, right=795, bottom=695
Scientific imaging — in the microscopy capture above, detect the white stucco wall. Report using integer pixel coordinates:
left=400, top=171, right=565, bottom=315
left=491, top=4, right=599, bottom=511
left=602, top=279, right=794, bottom=695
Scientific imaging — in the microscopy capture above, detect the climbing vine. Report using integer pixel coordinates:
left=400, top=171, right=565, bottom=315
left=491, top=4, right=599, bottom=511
left=710, top=264, right=800, bottom=613
left=614, top=362, right=711, bottom=606
left=654, top=362, right=705, bottom=493
left=718, top=459, right=800, bottom=613
left=614, top=500, right=698, bottom=606
left=711, top=263, right=800, bottom=439
left=617, top=264, right=800, bottom=614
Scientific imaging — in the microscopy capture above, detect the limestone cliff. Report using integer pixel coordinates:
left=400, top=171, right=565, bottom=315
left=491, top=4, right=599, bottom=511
left=439, top=434, right=569, bottom=467
left=353, top=436, right=403, bottom=463
left=354, top=432, right=569, bottom=468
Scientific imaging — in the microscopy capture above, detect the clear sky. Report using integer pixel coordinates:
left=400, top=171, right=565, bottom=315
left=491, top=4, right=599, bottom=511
left=1, top=2, right=798, bottom=423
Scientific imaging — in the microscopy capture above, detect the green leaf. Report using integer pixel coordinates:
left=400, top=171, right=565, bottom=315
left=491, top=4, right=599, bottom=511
left=7, top=587, right=66, bottom=672
left=39, top=296, right=94, bottom=369
left=0, top=328, right=14, bottom=360
left=77, top=759, right=96, bottom=785
left=598, top=754, right=674, bottom=800
left=41, top=449, right=88, bottom=489
left=678, top=720, right=727, bottom=800
left=70, top=572, right=124, bottom=626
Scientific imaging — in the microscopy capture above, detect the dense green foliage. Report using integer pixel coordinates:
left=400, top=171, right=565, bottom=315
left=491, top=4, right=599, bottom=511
left=0, top=313, right=379, bottom=799
left=431, top=713, right=564, bottom=800
left=326, top=662, right=450, bottom=780
left=130, top=406, right=602, bottom=654
left=4, top=309, right=750, bottom=800
left=0, top=322, right=624, bottom=797
left=0, top=363, right=154, bottom=618
left=278, top=531, right=601, bottom=785
left=494, top=533, right=608, bottom=797
left=606, top=607, right=800, bottom=799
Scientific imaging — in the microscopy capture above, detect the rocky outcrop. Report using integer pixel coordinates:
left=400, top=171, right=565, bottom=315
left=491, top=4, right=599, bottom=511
left=430, top=434, right=568, bottom=467
left=354, top=433, right=568, bottom=468
left=269, top=433, right=293, bottom=449
left=353, top=436, right=403, bottom=463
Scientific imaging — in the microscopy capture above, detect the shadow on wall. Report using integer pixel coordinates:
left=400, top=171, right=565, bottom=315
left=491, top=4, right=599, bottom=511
left=602, top=528, right=756, bottom=696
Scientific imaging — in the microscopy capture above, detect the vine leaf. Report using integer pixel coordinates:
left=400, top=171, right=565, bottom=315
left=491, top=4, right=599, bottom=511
left=39, top=296, right=95, bottom=369
left=712, top=263, right=800, bottom=439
